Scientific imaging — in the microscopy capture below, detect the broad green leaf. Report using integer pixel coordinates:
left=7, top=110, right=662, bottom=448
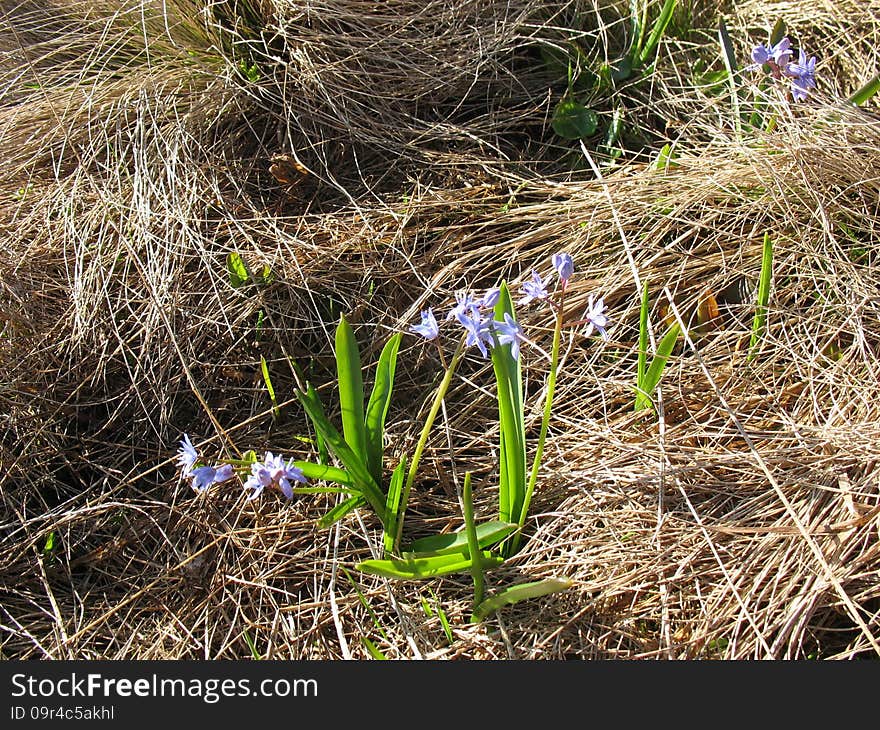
left=365, top=332, right=402, bottom=482
left=471, top=578, right=573, bottom=623
left=356, top=550, right=504, bottom=581
left=227, top=251, right=249, bottom=288
left=404, top=520, right=517, bottom=557
left=636, top=323, right=681, bottom=411
left=638, top=0, right=676, bottom=68
left=382, top=455, right=407, bottom=556
left=748, top=232, right=773, bottom=361
left=296, top=384, right=385, bottom=519
left=317, top=495, right=365, bottom=529
left=293, top=461, right=353, bottom=487
left=552, top=99, right=599, bottom=139
left=335, top=315, right=368, bottom=464
left=491, top=285, right=526, bottom=546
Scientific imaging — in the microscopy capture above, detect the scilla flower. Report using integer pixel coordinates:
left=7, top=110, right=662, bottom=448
left=494, top=312, right=526, bottom=361
left=177, top=434, right=199, bottom=476
left=786, top=49, right=817, bottom=101
left=410, top=308, right=440, bottom=340
left=456, top=311, right=494, bottom=358
left=190, top=463, right=235, bottom=492
left=552, top=252, right=574, bottom=283
left=519, top=271, right=550, bottom=304
left=446, top=291, right=479, bottom=322
left=751, top=37, right=792, bottom=76
left=582, top=295, right=609, bottom=340
left=244, top=452, right=307, bottom=500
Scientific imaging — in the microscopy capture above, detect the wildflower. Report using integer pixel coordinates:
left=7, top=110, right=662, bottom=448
left=410, top=308, right=440, bottom=341
left=190, top=463, right=235, bottom=492
left=177, top=434, right=199, bottom=476
left=493, top=312, right=525, bottom=361
left=480, top=287, right=501, bottom=309
left=446, top=291, right=479, bottom=322
left=786, top=49, right=817, bottom=101
left=519, top=271, right=550, bottom=305
left=456, top=311, right=494, bottom=358
left=244, top=451, right=307, bottom=500
left=751, top=37, right=792, bottom=75
left=552, top=252, right=574, bottom=283
left=582, top=294, right=609, bottom=340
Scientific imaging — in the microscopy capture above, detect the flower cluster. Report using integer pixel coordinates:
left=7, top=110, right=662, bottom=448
left=176, top=435, right=307, bottom=501
left=751, top=36, right=817, bottom=102
left=410, top=252, right=609, bottom=356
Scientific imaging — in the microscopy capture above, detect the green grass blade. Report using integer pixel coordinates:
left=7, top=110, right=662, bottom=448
left=361, top=636, right=387, bottom=659
left=471, top=578, right=573, bottom=623
left=636, top=280, right=649, bottom=409
left=636, top=323, right=681, bottom=412
left=404, top=520, right=518, bottom=557
left=848, top=73, right=880, bottom=106
left=296, top=384, right=385, bottom=519
left=317, top=495, right=365, bottom=529
left=259, top=356, right=278, bottom=419
left=335, top=314, right=368, bottom=464
left=364, top=332, right=402, bottom=482
left=242, top=628, right=261, bottom=660
left=382, top=455, right=407, bottom=556
left=748, top=232, right=773, bottom=362
left=491, top=283, right=526, bottom=542
left=340, top=566, right=389, bottom=641
left=293, top=461, right=353, bottom=488
left=356, top=551, right=504, bottom=581
left=638, top=0, right=676, bottom=68
left=718, top=17, right=741, bottom=137
left=433, top=590, right=454, bottom=645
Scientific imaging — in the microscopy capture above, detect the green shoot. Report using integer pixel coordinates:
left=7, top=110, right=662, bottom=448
left=635, top=283, right=680, bottom=412
left=637, top=0, right=677, bottom=68
left=462, top=472, right=485, bottom=608
left=242, top=629, right=261, bottom=660
left=748, top=232, right=774, bottom=361
left=471, top=578, right=573, bottom=623
left=334, top=315, right=368, bottom=466
left=361, top=637, right=387, bottom=659
left=848, top=73, right=880, bottom=106
left=259, top=356, right=278, bottom=419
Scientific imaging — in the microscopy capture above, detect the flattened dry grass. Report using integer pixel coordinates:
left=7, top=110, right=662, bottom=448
left=2, top=0, right=880, bottom=659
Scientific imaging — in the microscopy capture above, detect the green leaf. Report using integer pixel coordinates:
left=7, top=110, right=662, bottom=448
left=404, top=520, right=518, bottom=557
left=292, top=461, right=353, bottom=487
left=259, top=356, right=278, bottom=418
left=637, top=280, right=649, bottom=405
left=462, top=472, right=485, bottom=607
left=848, top=73, right=880, bottom=107
left=227, top=251, right=249, bottom=288
left=552, top=99, right=599, bottom=140
left=382, top=456, right=407, bottom=556
left=356, top=551, right=504, bottom=581
left=748, top=232, right=773, bottom=362
left=296, top=384, right=385, bottom=519
left=471, top=578, right=573, bottom=623
left=717, top=18, right=738, bottom=74
left=769, top=18, right=787, bottom=46
left=364, top=332, right=402, bottom=482
left=638, top=0, right=676, bottom=68
left=491, top=283, right=527, bottom=546
left=335, top=315, right=368, bottom=465
left=317, top=495, right=365, bottom=529
left=361, top=637, right=387, bottom=659
left=242, top=629, right=262, bottom=660
left=636, top=323, right=680, bottom=411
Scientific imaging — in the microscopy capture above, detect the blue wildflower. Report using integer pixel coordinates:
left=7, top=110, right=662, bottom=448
left=177, top=434, right=199, bottom=476
left=493, top=312, right=525, bottom=361
left=786, top=49, right=817, bottom=101
left=410, top=308, right=440, bottom=341
left=244, top=452, right=307, bottom=500
left=582, top=295, right=609, bottom=340
left=190, top=463, right=235, bottom=492
left=752, top=37, right=792, bottom=74
left=519, top=271, right=550, bottom=305
left=552, top=252, right=574, bottom=283
left=480, top=287, right=501, bottom=309
left=446, top=291, right=479, bottom=322
left=456, top=312, right=494, bottom=358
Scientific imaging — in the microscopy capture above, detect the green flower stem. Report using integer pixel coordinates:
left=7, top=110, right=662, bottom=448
left=462, top=471, right=485, bottom=608
left=393, top=337, right=466, bottom=554
left=513, top=290, right=565, bottom=553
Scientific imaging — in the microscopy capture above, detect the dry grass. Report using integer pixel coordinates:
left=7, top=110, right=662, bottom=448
left=2, top=0, right=880, bottom=659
